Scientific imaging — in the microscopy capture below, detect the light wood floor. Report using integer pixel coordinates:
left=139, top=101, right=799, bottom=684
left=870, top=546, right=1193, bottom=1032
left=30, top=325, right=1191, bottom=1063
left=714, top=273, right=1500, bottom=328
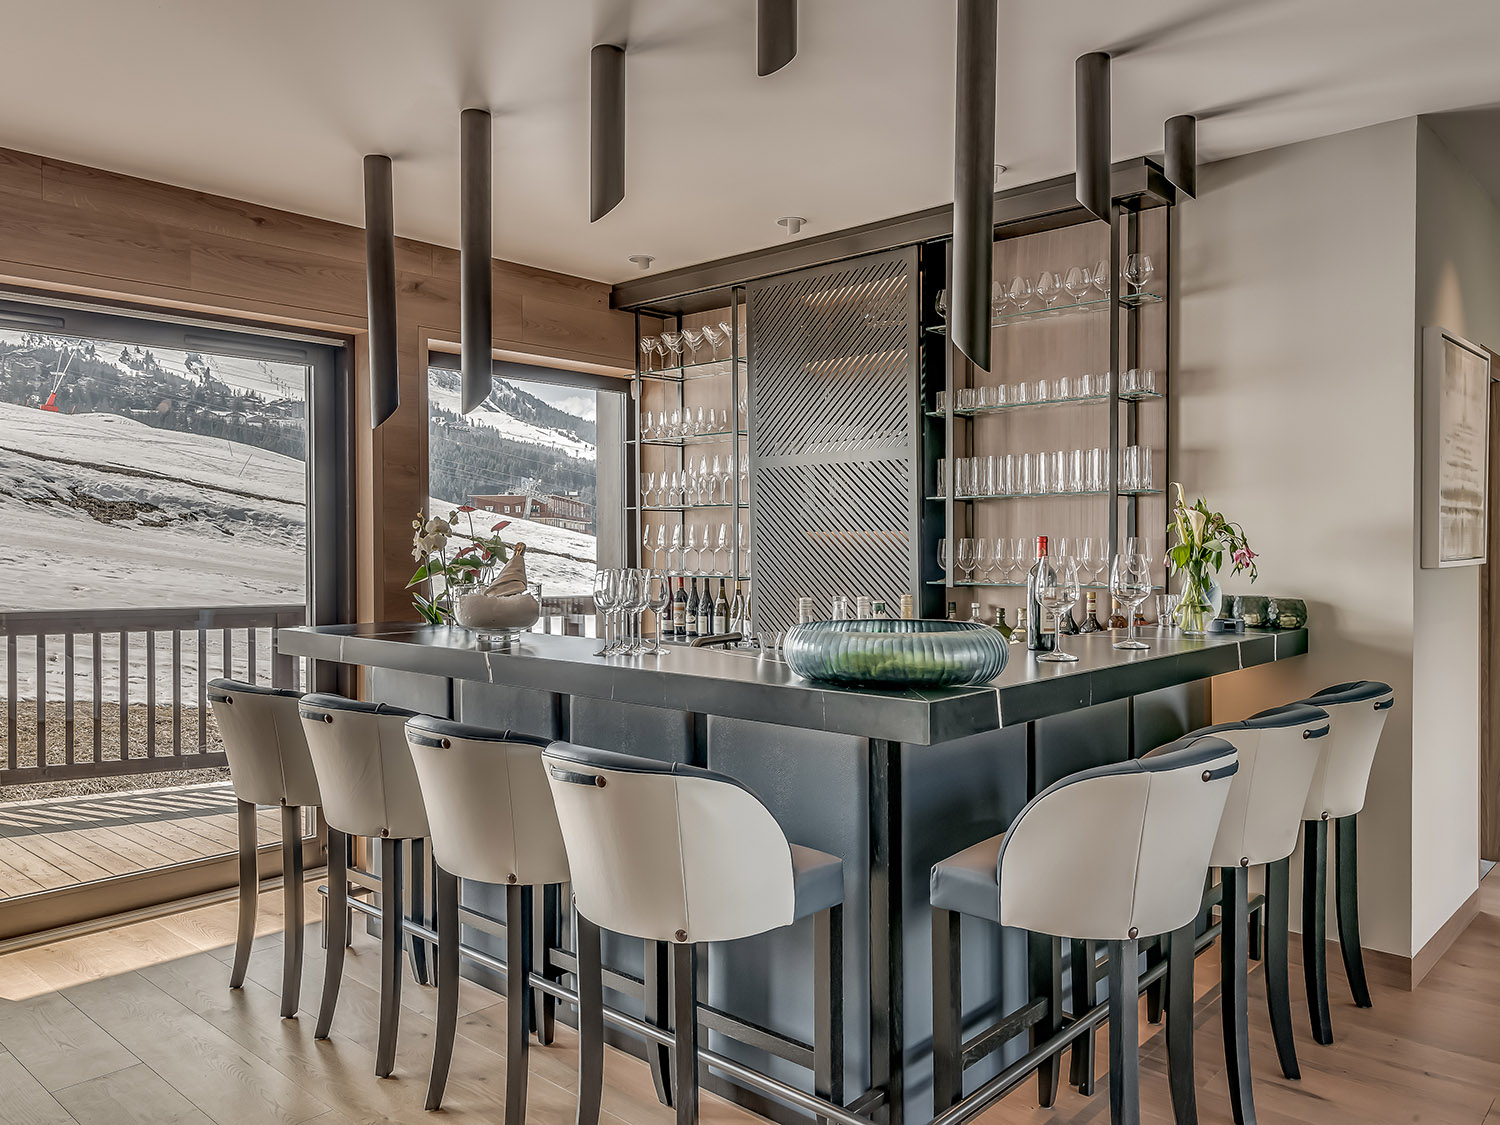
left=0, top=783, right=274, bottom=899
left=0, top=873, right=1495, bottom=1124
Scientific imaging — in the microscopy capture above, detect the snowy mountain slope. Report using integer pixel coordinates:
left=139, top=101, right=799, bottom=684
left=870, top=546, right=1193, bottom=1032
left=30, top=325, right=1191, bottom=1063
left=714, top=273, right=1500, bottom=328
left=428, top=372, right=595, bottom=460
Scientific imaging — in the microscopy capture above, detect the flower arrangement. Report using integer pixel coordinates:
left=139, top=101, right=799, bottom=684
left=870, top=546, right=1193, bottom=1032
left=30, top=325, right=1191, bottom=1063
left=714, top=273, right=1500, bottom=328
left=1166, top=484, right=1257, bottom=634
left=408, top=506, right=512, bottom=625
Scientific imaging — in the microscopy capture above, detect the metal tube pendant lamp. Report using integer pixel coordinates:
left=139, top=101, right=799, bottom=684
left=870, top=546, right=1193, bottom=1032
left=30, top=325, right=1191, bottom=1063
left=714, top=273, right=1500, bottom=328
left=363, top=154, right=399, bottom=428
left=1075, top=52, right=1111, bottom=220
left=951, top=0, right=998, bottom=372
left=757, top=0, right=797, bottom=76
left=1164, top=113, right=1197, bottom=198
left=590, top=44, right=626, bottom=222
left=460, top=107, right=492, bottom=415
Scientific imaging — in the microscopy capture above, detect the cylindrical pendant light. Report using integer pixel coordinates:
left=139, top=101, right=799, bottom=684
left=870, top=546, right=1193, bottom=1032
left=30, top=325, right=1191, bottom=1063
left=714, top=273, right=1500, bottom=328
left=590, top=44, right=626, bottom=222
left=363, top=154, right=399, bottom=429
left=461, top=107, right=492, bottom=415
left=1075, top=52, right=1111, bottom=220
left=1164, top=113, right=1197, bottom=198
left=951, top=0, right=998, bottom=372
left=757, top=0, right=797, bottom=76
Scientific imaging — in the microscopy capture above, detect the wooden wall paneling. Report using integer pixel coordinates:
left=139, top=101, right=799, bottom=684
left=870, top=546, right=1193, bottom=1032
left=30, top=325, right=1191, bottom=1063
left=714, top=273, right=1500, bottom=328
left=0, top=149, right=43, bottom=198
left=1483, top=367, right=1500, bottom=862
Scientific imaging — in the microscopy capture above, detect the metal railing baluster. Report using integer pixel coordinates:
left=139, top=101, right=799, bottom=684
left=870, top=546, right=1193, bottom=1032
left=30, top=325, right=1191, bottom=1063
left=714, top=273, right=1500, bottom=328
left=64, top=633, right=74, bottom=767
left=197, top=624, right=207, bottom=753
left=172, top=630, right=182, bottom=756
left=35, top=633, right=45, bottom=768
left=145, top=630, right=157, bottom=758
left=247, top=626, right=257, bottom=684
left=118, top=631, right=128, bottom=761
left=92, top=632, right=102, bottom=765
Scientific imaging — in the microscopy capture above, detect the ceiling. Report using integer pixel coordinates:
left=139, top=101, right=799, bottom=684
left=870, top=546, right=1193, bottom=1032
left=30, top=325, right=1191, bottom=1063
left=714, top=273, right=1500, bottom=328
left=5, top=0, right=1500, bottom=284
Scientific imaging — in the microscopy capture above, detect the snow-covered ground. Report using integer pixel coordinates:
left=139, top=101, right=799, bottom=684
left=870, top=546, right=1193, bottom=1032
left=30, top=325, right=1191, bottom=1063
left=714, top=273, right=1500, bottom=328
left=428, top=377, right=595, bottom=459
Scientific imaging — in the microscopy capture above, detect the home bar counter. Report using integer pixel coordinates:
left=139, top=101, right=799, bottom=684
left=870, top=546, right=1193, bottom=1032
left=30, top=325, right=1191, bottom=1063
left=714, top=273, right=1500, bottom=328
left=279, top=623, right=1309, bottom=1124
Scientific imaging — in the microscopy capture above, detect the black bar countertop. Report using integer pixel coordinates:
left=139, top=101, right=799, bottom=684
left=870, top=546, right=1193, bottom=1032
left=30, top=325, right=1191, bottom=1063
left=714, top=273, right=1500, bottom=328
left=277, top=623, right=1308, bottom=746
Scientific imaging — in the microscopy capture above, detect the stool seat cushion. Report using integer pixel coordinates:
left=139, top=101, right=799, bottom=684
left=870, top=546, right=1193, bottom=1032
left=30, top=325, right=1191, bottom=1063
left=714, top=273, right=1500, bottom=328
left=929, top=832, right=1004, bottom=923
left=792, top=844, right=844, bottom=919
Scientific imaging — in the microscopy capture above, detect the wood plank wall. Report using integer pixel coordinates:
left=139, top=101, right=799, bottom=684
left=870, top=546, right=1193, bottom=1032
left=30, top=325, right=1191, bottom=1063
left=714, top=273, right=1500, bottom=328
left=0, top=147, right=633, bottom=619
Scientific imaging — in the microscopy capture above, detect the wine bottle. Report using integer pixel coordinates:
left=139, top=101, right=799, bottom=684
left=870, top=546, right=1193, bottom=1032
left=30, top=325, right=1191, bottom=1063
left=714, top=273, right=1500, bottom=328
left=1026, top=536, right=1055, bottom=651
left=993, top=607, right=1013, bottom=643
left=702, top=581, right=717, bottom=636
left=687, top=577, right=701, bottom=638
left=1079, top=591, right=1103, bottom=634
left=716, top=578, right=730, bottom=633
left=729, top=581, right=746, bottom=634
left=1108, top=597, right=1128, bottom=630
left=672, top=578, right=687, bottom=636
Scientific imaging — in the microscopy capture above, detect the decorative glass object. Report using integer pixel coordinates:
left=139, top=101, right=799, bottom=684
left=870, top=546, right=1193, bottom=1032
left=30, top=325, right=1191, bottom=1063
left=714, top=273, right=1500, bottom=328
left=1234, top=595, right=1270, bottom=627
left=782, top=620, right=1008, bottom=689
left=1264, top=597, right=1308, bottom=628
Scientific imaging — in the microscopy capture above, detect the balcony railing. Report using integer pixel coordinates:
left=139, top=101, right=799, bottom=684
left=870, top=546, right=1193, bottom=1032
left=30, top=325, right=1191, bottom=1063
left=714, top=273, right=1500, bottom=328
left=0, top=604, right=305, bottom=787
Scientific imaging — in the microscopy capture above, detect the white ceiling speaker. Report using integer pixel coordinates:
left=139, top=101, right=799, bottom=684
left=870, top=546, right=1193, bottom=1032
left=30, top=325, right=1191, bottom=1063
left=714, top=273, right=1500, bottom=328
left=777, top=216, right=806, bottom=236
left=628, top=254, right=655, bottom=270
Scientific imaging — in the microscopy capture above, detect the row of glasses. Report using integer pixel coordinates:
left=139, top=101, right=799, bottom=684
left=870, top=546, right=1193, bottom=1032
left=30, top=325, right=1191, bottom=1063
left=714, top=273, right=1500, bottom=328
left=592, top=568, right=673, bottom=656
left=638, top=322, right=746, bottom=371
left=941, top=447, right=1113, bottom=497
left=937, top=535, right=1113, bottom=586
left=932, top=255, right=1154, bottom=322
left=641, top=521, right=753, bottom=575
left=1120, top=445, right=1154, bottom=492
left=642, top=407, right=732, bottom=440
left=643, top=458, right=749, bottom=506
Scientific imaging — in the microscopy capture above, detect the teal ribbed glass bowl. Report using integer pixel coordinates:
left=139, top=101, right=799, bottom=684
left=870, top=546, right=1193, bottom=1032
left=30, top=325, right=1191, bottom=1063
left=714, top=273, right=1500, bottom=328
left=782, top=620, right=1009, bottom=689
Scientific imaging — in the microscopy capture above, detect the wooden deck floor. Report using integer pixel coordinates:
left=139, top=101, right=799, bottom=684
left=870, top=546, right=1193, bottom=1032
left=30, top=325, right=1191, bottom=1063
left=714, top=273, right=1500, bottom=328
left=0, top=783, right=277, bottom=899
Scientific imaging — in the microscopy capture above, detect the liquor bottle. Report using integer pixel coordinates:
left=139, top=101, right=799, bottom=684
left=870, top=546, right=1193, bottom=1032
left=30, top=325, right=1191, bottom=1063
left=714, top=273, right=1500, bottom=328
left=1013, top=607, right=1027, bottom=644
left=729, top=581, right=746, bottom=634
left=900, top=594, right=916, bottom=620
left=716, top=578, right=731, bottom=633
left=946, top=600, right=959, bottom=621
left=1133, top=608, right=1148, bottom=629
left=1026, top=536, right=1056, bottom=652
left=1079, top=591, right=1103, bottom=634
left=672, top=578, right=687, bottom=637
left=968, top=602, right=984, bottom=624
left=687, top=577, right=701, bottom=637
left=872, top=600, right=893, bottom=620
left=992, top=607, right=1013, bottom=643
left=1108, top=597, right=1128, bottom=630
left=1059, top=600, right=1080, bottom=635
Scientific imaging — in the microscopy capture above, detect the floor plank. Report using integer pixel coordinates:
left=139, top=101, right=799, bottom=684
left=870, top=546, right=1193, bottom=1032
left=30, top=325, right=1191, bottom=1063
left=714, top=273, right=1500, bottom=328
left=0, top=1052, right=77, bottom=1125
left=0, top=990, right=138, bottom=1090
left=53, top=1062, right=213, bottom=1125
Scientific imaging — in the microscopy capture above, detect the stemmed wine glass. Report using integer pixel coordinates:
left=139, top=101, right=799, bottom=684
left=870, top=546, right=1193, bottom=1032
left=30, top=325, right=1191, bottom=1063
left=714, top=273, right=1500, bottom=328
left=1064, top=266, right=1091, bottom=304
left=957, top=537, right=978, bottom=584
left=593, top=569, right=618, bottom=656
left=1037, top=556, right=1081, bottom=663
left=1036, top=270, right=1062, bottom=306
left=654, top=525, right=667, bottom=568
left=643, top=526, right=656, bottom=569
left=714, top=523, right=730, bottom=574
left=1110, top=540, right=1154, bottom=650
left=639, top=336, right=658, bottom=372
left=1124, top=253, right=1154, bottom=294
left=938, top=537, right=950, bottom=579
left=682, top=328, right=706, bottom=365
left=977, top=537, right=998, bottom=583
left=647, top=572, right=672, bottom=654
left=738, top=522, right=751, bottom=574
left=1091, top=259, right=1110, bottom=296
left=660, top=332, right=684, bottom=369
left=993, top=537, right=1015, bottom=585
left=683, top=525, right=700, bottom=574
left=1007, top=275, right=1033, bottom=311
left=702, top=323, right=727, bottom=361
left=627, top=569, right=651, bottom=654
left=668, top=525, right=684, bottom=572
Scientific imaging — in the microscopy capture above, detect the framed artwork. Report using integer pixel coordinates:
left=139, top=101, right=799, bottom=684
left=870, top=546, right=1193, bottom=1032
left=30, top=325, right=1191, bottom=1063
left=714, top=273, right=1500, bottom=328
left=1422, top=326, right=1492, bottom=568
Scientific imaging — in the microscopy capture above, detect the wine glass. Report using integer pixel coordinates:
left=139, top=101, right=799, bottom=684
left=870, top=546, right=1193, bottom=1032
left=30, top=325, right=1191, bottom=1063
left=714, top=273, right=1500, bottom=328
left=1124, top=253, right=1154, bottom=294
left=593, top=569, right=618, bottom=656
left=660, top=332, right=684, bottom=369
left=683, top=525, right=699, bottom=574
left=1091, top=259, right=1110, bottom=296
left=957, top=537, right=978, bottom=583
left=938, top=537, right=950, bottom=578
left=697, top=456, right=711, bottom=503
left=714, top=523, right=730, bottom=573
left=1064, top=266, right=1091, bottom=303
left=738, top=521, right=751, bottom=574
left=977, top=537, right=998, bottom=582
left=682, top=328, right=706, bottom=364
left=1007, top=275, right=1033, bottom=311
left=1110, top=545, right=1153, bottom=651
left=1037, top=556, right=1081, bottom=663
left=1036, top=270, right=1062, bottom=306
left=642, top=472, right=656, bottom=507
left=655, top=524, right=667, bottom=567
left=710, top=455, right=727, bottom=503
left=668, top=524, right=684, bottom=572
left=643, top=526, right=656, bottom=568
left=647, top=572, right=672, bottom=654
left=617, top=569, right=643, bottom=654
left=702, top=323, right=727, bottom=361
left=639, top=336, right=658, bottom=372
left=993, top=537, right=1014, bottom=585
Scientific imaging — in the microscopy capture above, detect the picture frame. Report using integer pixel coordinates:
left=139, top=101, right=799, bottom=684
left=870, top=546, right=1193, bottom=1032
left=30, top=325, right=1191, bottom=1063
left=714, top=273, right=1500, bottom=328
left=1421, top=325, right=1492, bottom=568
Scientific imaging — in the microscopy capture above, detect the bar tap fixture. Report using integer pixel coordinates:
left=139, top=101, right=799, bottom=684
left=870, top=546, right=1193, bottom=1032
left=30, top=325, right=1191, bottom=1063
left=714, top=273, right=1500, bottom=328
left=951, top=0, right=998, bottom=371
left=460, top=107, right=492, bottom=414
left=756, top=0, right=797, bottom=76
left=1164, top=113, right=1198, bottom=199
left=364, top=154, right=399, bottom=428
left=590, top=44, right=626, bottom=221
left=1074, top=52, right=1111, bottom=220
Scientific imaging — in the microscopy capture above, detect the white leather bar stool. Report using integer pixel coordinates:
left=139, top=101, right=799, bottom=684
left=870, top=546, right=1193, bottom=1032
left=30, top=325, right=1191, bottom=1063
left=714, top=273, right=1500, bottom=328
left=929, top=735, right=1238, bottom=1125
left=404, top=716, right=572, bottom=1118
left=542, top=743, right=845, bottom=1125
left=206, top=678, right=319, bottom=1019
left=297, top=693, right=431, bottom=1078
left=1294, top=680, right=1394, bottom=1044
left=1163, top=703, right=1330, bottom=1125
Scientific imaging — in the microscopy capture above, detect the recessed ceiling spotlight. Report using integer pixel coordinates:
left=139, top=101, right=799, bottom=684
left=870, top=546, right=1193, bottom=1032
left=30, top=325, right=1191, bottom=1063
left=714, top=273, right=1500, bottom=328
left=777, top=216, right=806, bottom=237
left=628, top=254, right=655, bottom=270
left=994, top=164, right=1008, bottom=183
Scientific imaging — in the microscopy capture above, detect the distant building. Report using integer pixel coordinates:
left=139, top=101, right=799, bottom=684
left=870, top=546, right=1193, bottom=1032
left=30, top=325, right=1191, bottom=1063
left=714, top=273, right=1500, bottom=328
left=472, top=491, right=592, bottom=533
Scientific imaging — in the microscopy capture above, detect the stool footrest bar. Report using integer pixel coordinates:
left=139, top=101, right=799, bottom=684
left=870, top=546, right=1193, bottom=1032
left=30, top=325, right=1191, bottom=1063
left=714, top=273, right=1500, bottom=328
left=961, top=996, right=1049, bottom=1068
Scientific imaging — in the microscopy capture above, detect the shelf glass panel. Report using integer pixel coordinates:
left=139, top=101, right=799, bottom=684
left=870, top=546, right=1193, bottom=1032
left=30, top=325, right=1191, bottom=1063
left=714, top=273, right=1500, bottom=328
left=927, top=489, right=1163, bottom=501
left=641, top=503, right=749, bottom=511
left=927, top=579, right=1165, bottom=591
left=926, top=290, right=1162, bottom=335
left=638, top=355, right=747, bottom=381
left=925, top=390, right=1162, bottom=419
left=641, top=430, right=748, bottom=447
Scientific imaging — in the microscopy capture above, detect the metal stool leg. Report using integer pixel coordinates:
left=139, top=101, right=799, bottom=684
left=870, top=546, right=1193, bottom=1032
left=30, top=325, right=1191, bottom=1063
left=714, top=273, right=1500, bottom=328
left=814, top=903, right=844, bottom=1125
left=670, top=941, right=699, bottom=1125
left=575, top=912, right=605, bottom=1125
left=315, top=828, right=347, bottom=1040
left=505, top=884, right=534, bottom=1125
left=930, top=907, right=963, bottom=1114
left=1264, top=857, right=1300, bottom=1079
left=1221, top=866, right=1256, bottom=1125
left=534, top=883, right=560, bottom=1045
left=1106, top=937, right=1141, bottom=1125
left=1165, top=922, right=1197, bottom=1125
left=230, top=799, right=257, bottom=990
left=1302, top=819, right=1333, bottom=1045
left=425, top=865, right=460, bottom=1111
left=280, top=805, right=304, bottom=1019
left=1144, top=937, right=1165, bottom=1024
left=376, top=837, right=404, bottom=1078
left=1069, top=938, right=1097, bottom=1095
left=1335, top=816, right=1372, bottom=1009
left=1028, top=931, right=1062, bottom=1109
left=645, top=940, right=674, bottom=1107
left=407, top=838, right=430, bottom=987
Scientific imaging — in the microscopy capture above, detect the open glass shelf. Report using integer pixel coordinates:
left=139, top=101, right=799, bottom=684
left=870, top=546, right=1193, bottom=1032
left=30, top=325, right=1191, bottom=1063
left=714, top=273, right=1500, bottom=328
left=926, top=290, right=1162, bottom=335
left=640, top=503, right=749, bottom=512
left=638, top=355, right=747, bottom=381
left=928, top=489, right=1162, bottom=502
left=926, top=390, right=1161, bottom=419
left=927, top=579, right=1165, bottom=591
left=641, top=430, right=748, bottom=447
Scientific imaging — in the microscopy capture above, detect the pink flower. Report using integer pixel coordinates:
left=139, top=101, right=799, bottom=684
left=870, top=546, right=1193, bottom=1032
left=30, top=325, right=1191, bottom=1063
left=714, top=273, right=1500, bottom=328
left=1233, top=547, right=1256, bottom=568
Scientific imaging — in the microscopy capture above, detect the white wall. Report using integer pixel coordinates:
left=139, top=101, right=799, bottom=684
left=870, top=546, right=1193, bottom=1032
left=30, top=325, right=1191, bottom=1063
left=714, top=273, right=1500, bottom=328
left=1180, top=118, right=1420, bottom=956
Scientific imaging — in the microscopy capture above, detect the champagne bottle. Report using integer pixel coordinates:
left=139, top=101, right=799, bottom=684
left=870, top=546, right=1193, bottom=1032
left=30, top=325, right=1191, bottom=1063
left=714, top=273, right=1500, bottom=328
left=716, top=578, right=730, bottom=633
left=1079, top=591, right=1103, bottom=634
left=672, top=578, right=687, bottom=636
left=1108, top=597, right=1128, bottom=630
left=729, top=581, right=746, bottom=634
left=1026, top=536, right=1055, bottom=652
left=993, top=607, right=1013, bottom=643
left=687, top=577, right=700, bottom=637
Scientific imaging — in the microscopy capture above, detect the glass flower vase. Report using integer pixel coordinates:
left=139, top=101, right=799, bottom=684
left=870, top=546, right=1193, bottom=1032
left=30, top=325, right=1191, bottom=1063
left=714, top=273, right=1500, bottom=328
left=1174, top=574, right=1214, bottom=636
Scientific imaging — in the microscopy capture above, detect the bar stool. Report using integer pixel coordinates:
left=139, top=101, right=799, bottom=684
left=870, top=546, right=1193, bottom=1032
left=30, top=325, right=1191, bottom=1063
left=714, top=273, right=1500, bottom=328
left=206, top=678, right=319, bottom=1019
left=404, top=716, right=571, bottom=1117
left=929, top=734, right=1238, bottom=1125
left=1166, top=703, right=1330, bottom=1125
left=1295, top=680, right=1394, bottom=1044
left=541, top=743, right=845, bottom=1125
left=297, top=693, right=430, bottom=1078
